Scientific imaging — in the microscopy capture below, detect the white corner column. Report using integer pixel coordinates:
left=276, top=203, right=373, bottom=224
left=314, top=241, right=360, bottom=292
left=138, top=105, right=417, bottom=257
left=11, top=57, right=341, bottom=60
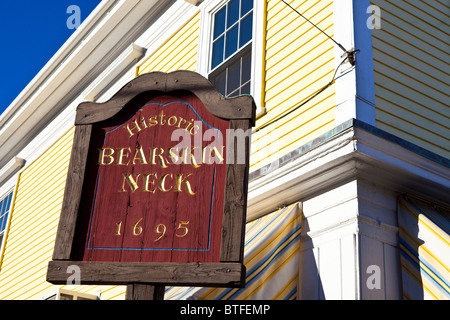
left=332, top=0, right=376, bottom=126
left=299, top=177, right=402, bottom=300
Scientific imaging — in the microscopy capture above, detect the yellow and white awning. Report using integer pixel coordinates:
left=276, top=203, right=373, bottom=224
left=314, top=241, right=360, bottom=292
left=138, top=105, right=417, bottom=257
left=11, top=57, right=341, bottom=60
left=398, top=195, right=450, bottom=300
left=165, top=203, right=302, bottom=300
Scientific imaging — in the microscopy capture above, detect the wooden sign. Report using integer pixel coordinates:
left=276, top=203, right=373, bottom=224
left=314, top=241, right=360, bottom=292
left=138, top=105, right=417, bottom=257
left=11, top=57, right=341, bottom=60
left=47, top=71, right=255, bottom=290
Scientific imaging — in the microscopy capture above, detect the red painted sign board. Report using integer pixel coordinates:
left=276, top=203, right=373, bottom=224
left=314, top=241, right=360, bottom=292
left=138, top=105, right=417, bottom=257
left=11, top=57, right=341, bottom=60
left=47, top=71, right=255, bottom=290
left=78, top=92, right=228, bottom=263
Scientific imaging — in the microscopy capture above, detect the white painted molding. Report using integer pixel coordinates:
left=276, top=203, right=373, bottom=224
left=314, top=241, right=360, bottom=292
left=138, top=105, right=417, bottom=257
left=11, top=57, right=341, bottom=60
left=332, top=0, right=376, bottom=126
left=84, top=43, right=146, bottom=102
left=0, top=157, right=25, bottom=186
left=184, top=0, right=204, bottom=6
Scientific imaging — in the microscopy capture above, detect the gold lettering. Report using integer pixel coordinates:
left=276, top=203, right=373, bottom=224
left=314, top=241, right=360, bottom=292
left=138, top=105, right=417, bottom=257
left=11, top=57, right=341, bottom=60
left=140, top=116, right=148, bottom=129
left=184, top=119, right=193, bottom=132
left=125, top=119, right=142, bottom=137
left=176, top=221, right=189, bottom=238
left=159, top=110, right=166, bottom=125
left=203, top=146, right=225, bottom=164
left=167, top=115, right=178, bottom=126
left=190, top=124, right=200, bottom=136
left=115, top=221, right=122, bottom=236
left=142, top=173, right=157, bottom=193
left=98, top=148, right=115, bottom=165
left=120, top=174, right=141, bottom=192
left=168, top=147, right=179, bottom=164
left=148, top=116, right=158, bottom=127
left=181, top=147, right=201, bottom=168
left=176, top=117, right=186, bottom=128
left=155, top=224, right=166, bottom=242
left=132, top=146, right=148, bottom=165
left=158, top=173, right=173, bottom=192
left=116, top=147, right=131, bottom=165
left=132, top=218, right=143, bottom=236
left=175, top=173, right=195, bottom=195
left=151, top=147, right=169, bottom=168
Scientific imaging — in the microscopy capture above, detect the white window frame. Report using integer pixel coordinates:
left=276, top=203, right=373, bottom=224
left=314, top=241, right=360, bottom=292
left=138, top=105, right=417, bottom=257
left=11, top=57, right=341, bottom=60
left=42, top=288, right=100, bottom=300
left=0, top=188, right=14, bottom=255
left=197, top=0, right=265, bottom=116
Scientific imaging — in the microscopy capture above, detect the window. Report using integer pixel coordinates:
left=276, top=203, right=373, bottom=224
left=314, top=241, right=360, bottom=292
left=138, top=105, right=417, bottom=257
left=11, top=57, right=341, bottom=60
left=0, top=191, right=13, bottom=246
left=43, top=288, right=100, bottom=300
left=209, top=0, right=254, bottom=97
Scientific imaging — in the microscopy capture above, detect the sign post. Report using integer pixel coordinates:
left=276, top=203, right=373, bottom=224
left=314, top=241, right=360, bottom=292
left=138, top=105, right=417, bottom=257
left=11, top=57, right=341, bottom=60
left=47, top=71, right=255, bottom=299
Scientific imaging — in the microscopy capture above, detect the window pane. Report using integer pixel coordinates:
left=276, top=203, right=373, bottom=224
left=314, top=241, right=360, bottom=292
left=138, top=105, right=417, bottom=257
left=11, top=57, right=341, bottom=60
left=211, top=35, right=224, bottom=69
left=227, top=0, right=240, bottom=28
left=227, top=60, right=241, bottom=95
left=214, top=7, right=226, bottom=39
left=239, top=13, right=253, bottom=48
left=214, top=70, right=227, bottom=96
left=241, top=82, right=251, bottom=95
left=242, top=51, right=252, bottom=83
left=6, top=193, right=12, bottom=210
left=228, top=89, right=240, bottom=97
left=225, top=25, right=238, bottom=59
left=241, top=0, right=253, bottom=17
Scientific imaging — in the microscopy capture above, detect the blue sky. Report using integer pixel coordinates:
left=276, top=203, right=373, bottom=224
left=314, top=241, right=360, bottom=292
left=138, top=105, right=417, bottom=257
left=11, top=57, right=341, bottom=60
left=0, top=1, right=102, bottom=117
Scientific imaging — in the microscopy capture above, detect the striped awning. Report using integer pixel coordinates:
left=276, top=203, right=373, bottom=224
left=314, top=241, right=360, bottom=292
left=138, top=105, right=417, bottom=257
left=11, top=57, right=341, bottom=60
left=165, top=202, right=302, bottom=300
left=398, top=195, right=450, bottom=300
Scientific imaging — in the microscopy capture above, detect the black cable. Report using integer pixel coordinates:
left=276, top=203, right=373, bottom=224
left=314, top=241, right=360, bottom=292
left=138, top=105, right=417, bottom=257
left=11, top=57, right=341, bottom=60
left=281, top=0, right=348, bottom=53
left=254, top=55, right=350, bottom=133
left=253, top=0, right=361, bottom=133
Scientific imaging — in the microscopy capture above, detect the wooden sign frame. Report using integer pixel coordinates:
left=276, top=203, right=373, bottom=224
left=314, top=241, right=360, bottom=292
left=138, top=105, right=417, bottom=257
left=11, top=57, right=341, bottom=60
left=46, top=71, right=255, bottom=290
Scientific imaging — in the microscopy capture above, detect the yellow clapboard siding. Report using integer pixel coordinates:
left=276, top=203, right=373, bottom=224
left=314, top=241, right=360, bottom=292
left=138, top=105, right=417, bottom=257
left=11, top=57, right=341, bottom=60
left=265, top=0, right=332, bottom=57
left=0, top=127, right=76, bottom=300
left=251, top=116, right=335, bottom=169
left=377, top=104, right=450, bottom=149
left=372, top=0, right=450, bottom=159
left=371, top=38, right=449, bottom=90
left=252, top=0, right=336, bottom=170
left=265, top=51, right=334, bottom=106
left=373, top=59, right=449, bottom=105
left=7, top=175, right=67, bottom=234
left=373, top=48, right=448, bottom=97
left=0, top=126, right=129, bottom=300
left=137, top=11, right=200, bottom=75
left=405, top=0, right=450, bottom=25
left=17, top=132, right=74, bottom=186
left=254, top=86, right=335, bottom=146
left=379, top=0, right=448, bottom=53
left=251, top=93, right=335, bottom=169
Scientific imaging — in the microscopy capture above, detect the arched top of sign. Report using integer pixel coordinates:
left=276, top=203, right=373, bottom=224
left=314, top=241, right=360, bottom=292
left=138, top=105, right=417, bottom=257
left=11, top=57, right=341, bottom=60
left=76, top=70, right=256, bottom=126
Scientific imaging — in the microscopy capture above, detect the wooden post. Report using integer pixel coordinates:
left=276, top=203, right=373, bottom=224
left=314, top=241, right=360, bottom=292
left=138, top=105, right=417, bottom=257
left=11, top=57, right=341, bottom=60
left=126, top=284, right=165, bottom=300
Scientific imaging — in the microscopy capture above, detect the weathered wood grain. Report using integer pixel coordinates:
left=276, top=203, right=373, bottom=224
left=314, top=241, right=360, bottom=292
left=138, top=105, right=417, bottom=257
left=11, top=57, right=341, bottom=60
left=47, top=260, right=245, bottom=287
left=220, top=120, right=251, bottom=263
left=126, top=284, right=165, bottom=300
left=75, top=71, right=255, bottom=125
left=52, top=124, right=93, bottom=260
